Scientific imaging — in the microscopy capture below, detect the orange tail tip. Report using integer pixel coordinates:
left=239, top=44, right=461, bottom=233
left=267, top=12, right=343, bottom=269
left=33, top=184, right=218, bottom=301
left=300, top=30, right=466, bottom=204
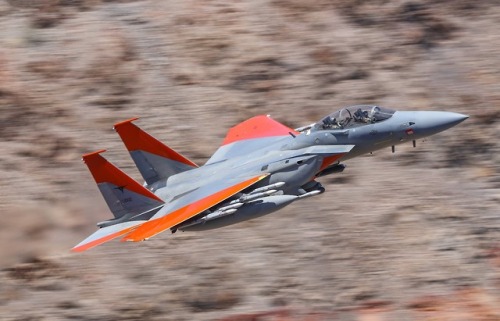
left=114, top=118, right=198, bottom=185
left=82, top=150, right=163, bottom=203
left=113, top=118, right=198, bottom=167
left=82, top=149, right=107, bottom=160
left=113, top=117, right=140, bottom=128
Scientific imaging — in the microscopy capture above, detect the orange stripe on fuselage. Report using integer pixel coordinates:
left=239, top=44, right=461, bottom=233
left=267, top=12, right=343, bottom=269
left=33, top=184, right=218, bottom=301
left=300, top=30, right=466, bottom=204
left=123, top=175, right=268, bottom=241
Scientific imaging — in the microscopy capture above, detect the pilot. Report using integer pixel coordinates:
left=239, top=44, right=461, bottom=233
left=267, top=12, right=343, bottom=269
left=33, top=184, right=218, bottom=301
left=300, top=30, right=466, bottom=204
left=354, top=108, right=370, bottom=123
left=362, top=110, right=370, bottom=122
left=353, top=108, right=363, bottom=122
left=322, top=116, right=333, bottom=129
left=322, top=116, right=339, bottom=129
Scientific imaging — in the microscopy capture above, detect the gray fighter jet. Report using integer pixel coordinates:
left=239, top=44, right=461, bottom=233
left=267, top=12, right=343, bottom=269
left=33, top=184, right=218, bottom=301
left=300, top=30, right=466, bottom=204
left=72, top=105, right=467, bottom=252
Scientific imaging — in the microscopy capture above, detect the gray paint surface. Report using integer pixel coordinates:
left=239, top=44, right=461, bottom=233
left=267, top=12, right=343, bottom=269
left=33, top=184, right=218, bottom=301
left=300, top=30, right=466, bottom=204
left=76, top=106, right=468, bottom=248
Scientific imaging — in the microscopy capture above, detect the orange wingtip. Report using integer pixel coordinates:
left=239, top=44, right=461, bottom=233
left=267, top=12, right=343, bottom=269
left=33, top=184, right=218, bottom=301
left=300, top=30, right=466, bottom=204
left=122, top=174, right=269, bottom=241
left=113, top=117, right=140, bottom=129
left=222, top=115, right=299, bottom=146
left=71, top=225, right=138, bottom=252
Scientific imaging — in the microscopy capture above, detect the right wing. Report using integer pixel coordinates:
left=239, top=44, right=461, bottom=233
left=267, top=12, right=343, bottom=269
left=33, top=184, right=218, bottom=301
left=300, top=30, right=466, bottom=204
left=72, top=173, right=269, bottom=250
left=122, top=173, right=269, bottom=242
left=71, top=220, right=147, bottom=252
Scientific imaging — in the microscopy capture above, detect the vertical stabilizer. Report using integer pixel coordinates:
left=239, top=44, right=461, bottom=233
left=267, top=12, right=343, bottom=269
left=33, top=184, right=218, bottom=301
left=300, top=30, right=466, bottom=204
left=114, top=118, right=198, bottom=185
left=82, top=150, right=164, bottom=219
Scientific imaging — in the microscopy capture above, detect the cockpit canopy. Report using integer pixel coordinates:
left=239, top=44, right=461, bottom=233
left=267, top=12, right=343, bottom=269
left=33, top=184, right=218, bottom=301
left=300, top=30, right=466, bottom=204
left=314, top=105, right=395, bottom=130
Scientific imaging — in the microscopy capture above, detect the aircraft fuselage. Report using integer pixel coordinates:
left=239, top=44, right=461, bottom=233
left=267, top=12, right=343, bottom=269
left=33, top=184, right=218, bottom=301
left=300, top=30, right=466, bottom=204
left=169, top=107, right=468, bottom=232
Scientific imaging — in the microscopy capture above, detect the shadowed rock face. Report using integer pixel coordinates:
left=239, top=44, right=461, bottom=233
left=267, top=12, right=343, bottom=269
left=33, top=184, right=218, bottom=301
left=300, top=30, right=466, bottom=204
left=0, top=1, right=499, bottom=320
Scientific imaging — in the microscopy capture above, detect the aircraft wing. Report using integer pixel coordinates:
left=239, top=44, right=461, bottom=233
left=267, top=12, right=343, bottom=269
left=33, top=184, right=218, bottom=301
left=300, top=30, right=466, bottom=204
left=122, top=173, right=269, bottom=241
left=71, top=220, right=147, bottom=252
left=206, top=115, right=298, bottom=164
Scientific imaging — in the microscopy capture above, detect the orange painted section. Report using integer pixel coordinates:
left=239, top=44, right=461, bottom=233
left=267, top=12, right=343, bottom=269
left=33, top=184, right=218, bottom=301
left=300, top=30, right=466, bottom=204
left=114, top=117, right=139, bottom=127
left=222, top=115, right=299, bottom=146
left=71, top=224, right=141, bottom=252
left=82, top=149, right=107, bottom=158
left=318, top=154, right=345, bottom=172
left=82, top=150, right=163, bottom=203
left=123, top=175, right=268, bottom=241
left=114, top=118, right=198, bottom=167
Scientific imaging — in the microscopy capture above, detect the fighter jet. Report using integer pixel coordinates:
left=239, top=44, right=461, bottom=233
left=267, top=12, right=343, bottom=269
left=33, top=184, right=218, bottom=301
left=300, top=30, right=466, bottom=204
left=72, top=105, right=467, bottom=252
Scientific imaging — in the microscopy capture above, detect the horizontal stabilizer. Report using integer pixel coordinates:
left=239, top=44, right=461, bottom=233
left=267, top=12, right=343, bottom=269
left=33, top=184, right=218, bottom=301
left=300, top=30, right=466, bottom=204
left=114, top=118, right=198, bottom=185
left=72, top=220, right=147, bottom=252
left=82, top=150, right=164, bottom=219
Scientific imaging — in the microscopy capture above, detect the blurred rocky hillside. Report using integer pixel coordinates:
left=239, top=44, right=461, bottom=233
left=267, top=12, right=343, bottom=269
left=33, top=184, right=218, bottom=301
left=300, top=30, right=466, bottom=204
left=0, top=1, right=499, bottom=320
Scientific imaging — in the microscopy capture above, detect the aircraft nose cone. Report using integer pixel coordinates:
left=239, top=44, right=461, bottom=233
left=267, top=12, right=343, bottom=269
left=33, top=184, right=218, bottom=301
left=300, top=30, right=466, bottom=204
left=415, top=111, right=468, bottom=136
left=440, top=111, right=469, bottom=126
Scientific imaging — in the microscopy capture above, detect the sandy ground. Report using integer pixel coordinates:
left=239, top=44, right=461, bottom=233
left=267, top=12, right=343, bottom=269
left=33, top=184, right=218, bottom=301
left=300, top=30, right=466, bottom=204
left=0, top=1, right=499, bottom=320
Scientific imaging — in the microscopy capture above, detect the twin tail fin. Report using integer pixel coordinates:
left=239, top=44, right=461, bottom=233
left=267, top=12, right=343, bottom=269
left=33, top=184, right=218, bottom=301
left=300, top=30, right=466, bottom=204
left=74, top=119, right=196, bottom=252
left=82, top=150, right=164, bottom=220
left=114, top=118, right=198, bottom=185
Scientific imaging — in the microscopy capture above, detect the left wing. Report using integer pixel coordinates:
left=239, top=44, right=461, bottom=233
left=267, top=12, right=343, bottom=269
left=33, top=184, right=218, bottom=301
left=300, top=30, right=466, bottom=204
left=122, top=174, right=269, bottom=241
left=206, top=115, right=298, bottom=164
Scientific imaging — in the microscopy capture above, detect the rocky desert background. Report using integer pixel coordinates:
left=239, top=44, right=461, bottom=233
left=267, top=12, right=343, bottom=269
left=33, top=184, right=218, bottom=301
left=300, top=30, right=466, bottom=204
left=0, top=0, right=499, bottom=320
